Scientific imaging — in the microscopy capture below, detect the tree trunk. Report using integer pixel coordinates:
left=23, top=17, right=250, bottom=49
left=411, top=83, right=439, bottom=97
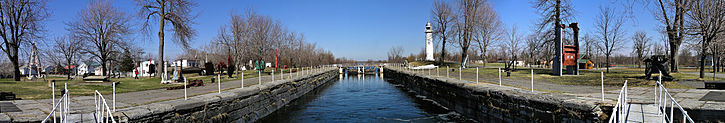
left=700, top=39, right=707, bottom=78
left=157, top=8, right=165, bottom=78
left=606, top=55, right=610, bottom=73
left=670, top=43, right=680, bottom=72
left=12, top=56, right=20, bottom=81
left=440, top=40, right=447, bottom=66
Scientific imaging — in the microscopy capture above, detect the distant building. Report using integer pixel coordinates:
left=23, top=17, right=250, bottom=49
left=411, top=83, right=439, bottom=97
left=171, top=59, right=200, bottom=68
left=78, top=61, right=100, bottom=76
left=135, top=60, right=156, bottom=77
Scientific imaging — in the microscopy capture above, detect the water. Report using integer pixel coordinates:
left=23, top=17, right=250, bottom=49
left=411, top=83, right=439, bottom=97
left=259, top=73, right=466, bottom=122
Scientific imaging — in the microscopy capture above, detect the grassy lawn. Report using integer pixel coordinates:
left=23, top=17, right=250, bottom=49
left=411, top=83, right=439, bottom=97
left=435, top=67, right=721, bottom=89
left=0, top=69, right=287, bottom=100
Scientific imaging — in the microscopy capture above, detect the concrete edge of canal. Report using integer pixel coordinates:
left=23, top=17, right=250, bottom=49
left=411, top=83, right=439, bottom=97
left=386, top=68, right=607, bottom=122
left=114, top=68, right=339, bottom=123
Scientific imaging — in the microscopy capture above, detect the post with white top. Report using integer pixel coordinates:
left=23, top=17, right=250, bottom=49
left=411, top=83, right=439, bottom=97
left=531, top=69, right=534, bottom=92
left=258, top=70, right=261, bottom=85
left=217, top=74, right=221, bottom=94
left=498, top=68, right=502, bottom=86
left=51, top=82, right=55, bottom=122
left=446, top=66, right=449, bottom=78
left=113, top=82, right=116, bottom=112
left=184, top=77, right=187, bottom=100
left=601, top=72, right=604, bottom=102
left=272, top=70, right=275, bottom=81
left=476, top=67, right=479, bottom=84
left=241, top=72, right=244, bottom=88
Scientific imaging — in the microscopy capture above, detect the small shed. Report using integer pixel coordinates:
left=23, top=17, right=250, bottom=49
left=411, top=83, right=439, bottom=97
left=578, top=59, right=594, bottom=69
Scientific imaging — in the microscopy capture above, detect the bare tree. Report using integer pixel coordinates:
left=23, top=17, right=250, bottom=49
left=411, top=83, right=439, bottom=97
left=595, top=6, right=627, bottom=73
left=532, top=0, right=575, bottom=65
left=525, top=33, right=542, bottom=67
left=505, top=25, right=522, bottom=70
left=387, top=46, right=404, bottom=63
left=0, top=0, right=49, bottom=81
left=686, top=0, right=725, bottom=78
left=472, top=1, right=503, bottom=68
left=632, top=31, right=651, bottom=68
left=454, top=0, right=486, bottom=68
left=431, top=0, right=455, bottom=65
left=655, top=0, right=691, bottom=72
left=53, top=35, right=83, bottom=79
left=137, top=0, right=196, bottom=76
left=581, top=33, right=596, bottom=59
left=68, top=0, right=131, bottom=76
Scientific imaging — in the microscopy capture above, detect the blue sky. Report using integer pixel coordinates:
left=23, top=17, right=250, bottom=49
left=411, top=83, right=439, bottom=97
left=45, top=0, right=661, bottom=61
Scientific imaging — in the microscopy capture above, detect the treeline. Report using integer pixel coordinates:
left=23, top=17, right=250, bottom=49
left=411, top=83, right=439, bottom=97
left=178, top=9, right=351, bottom=71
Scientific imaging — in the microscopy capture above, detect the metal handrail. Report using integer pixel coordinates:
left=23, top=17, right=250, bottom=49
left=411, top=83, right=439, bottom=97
left=94, top=90, right=116, bottom=123
left=41, top=92, right=68, bottom=123
left=608, top=81, right=628, bottom=123
left=655, top=81, right=694, bottom=123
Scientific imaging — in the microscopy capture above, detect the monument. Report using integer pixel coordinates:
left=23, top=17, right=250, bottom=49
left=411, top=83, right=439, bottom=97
left=425, top=22, right=434, bottom=61
left=644, top=55, right=674, bottom=81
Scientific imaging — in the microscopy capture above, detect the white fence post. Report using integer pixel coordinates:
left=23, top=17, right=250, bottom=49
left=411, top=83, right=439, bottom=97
left=601, top=72, right=604, bottom=102
left=184, top=77, right=187, bottom=100
left=446, top=66, right=449, bottom=78
left=272, top=70, right=275, bottom=81
left=218, top=74, right=221, bottom=94
left=113, top=82, right=116, bottom=112
left=459, top=68, right=462, bottom=80
left=498, top=68, right=502, bottom=86
left=258, top=70, right=262, bottom=85
left=531, top=69, right=534, bottom=92
left=437, top=67, right=439, bottom=77
left=476, top=67, right=479, bottom=84
left=51, top=82, right=55, bottom=123
left=241, top=72, right=244, bottom=88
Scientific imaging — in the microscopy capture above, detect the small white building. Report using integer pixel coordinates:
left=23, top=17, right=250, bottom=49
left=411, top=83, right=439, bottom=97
left=77, top=61, right=100, bottom=76
left=171, top=59, right=199, bottom=68
left=134, top=60, right=156, bottom=77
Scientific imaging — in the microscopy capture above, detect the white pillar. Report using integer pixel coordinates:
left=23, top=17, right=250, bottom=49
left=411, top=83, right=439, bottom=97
left=531, top=69, right=534, bottom=92
left=446, top=66, right=449, bottom=78
left=184, top=77, right=187, bottom=100
left=258, top=70, right=262, bottom=85
left=217, top=74, right=221, bottom=94
left=241, top=72, right=244, bottom=88
left=601, top=72, right=604, bottom=102
left=476, top=67, right=479, bottom=84
left=113, top=82, right=116, bottom=112
left=459, top=68, right=462, bottom=80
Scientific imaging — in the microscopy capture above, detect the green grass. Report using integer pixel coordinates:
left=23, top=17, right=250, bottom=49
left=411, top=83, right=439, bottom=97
left=0, top=69, right=283, bottom=100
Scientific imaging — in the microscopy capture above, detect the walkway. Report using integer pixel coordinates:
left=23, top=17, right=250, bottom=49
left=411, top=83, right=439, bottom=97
left=0, top=67, right=334, bottom=122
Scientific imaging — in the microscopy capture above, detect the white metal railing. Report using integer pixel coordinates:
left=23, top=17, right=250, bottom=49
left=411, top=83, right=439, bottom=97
left=94, top=90, right=116, bottom=123
left=654, top=72, right=694, bottom=123
left=608, top=80, right=628, bottom=123
left=42, top=83, right=69, bottom=123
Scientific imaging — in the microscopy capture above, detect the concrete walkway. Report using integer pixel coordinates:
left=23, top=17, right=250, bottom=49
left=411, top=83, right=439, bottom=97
left=683, top=72, right=725, bottom=79
left=0, top=68, right=334, bottom=122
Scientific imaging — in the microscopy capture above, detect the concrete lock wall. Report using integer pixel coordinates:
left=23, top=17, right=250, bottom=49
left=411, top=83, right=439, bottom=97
left=385, top=69, right=605, bottom=122
left=116, top=70, right=338, bottom=122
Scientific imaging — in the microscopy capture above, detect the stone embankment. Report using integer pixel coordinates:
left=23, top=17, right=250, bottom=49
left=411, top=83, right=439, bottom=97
left=116, top=69, right=337, bottom=122
left=385, top=68, right=606, bottom=122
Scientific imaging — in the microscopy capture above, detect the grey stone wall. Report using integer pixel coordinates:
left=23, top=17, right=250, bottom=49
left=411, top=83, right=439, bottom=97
left=386, top=69, right=605, bottom=122
left=117, top=70, right=338, bottom=123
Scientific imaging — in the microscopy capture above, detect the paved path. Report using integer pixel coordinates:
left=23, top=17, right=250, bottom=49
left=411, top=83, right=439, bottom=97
left=624, top=104, right=661, bottom=123
left=0, top=68, right=335, bottom=122
left=683, top=72, right=725, bottom=79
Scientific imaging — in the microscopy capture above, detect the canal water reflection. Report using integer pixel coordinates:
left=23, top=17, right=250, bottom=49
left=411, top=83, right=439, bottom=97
left=259, top=73, right=466, bottom=122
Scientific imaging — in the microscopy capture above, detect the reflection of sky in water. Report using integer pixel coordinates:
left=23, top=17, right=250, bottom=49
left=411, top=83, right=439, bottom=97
left=259, top=73, right=456, bottom=123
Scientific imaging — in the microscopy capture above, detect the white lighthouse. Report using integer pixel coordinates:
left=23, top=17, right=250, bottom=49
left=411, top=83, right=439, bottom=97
left=425, top=22, right=434, bottom=61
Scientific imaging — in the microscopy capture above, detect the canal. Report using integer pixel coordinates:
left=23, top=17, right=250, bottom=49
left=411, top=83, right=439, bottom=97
left=259, top=73, right=470, bottom=122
